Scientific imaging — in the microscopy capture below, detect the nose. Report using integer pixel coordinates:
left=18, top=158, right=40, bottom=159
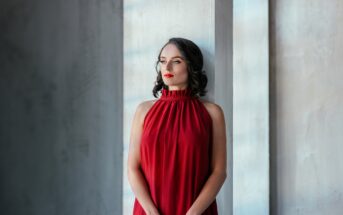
left=165, top=61, right=172, bottom=71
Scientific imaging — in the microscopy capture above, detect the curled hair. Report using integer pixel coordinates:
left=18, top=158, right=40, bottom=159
left=152, top=37, right=208, bottom=98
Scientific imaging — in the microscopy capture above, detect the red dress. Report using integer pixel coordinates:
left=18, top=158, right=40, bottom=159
left=133, top=88, right=218, bottom=215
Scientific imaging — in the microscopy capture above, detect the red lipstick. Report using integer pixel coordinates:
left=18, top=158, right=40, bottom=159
left=164, top=73, right=174, bottom=78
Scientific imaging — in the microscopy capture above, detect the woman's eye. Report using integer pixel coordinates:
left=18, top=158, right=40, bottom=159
left=159, top=60, right=181, bottom=64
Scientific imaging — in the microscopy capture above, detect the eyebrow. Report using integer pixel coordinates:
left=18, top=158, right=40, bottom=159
left=159, top=56, right=184, bottom=60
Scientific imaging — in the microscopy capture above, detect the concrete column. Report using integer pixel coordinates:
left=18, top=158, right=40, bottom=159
left=215, top=0, right=233, bottom=214
left=233, top=0, right=270, bottom=214
left=0, top=1, right=123, bottom=214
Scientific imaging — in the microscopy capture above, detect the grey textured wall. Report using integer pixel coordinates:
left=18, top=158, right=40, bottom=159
left=0, top=1, right=123, bottom=215
left=270, top=0, right=343, bottom=214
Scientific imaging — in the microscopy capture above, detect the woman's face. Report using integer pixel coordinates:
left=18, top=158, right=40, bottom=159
left=159, top=43, right=188, bottom=90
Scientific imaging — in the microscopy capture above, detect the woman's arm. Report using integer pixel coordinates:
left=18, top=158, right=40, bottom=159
left=186, top=103, right=228, bottom=215
left=127, top=101, right=160, bottom=215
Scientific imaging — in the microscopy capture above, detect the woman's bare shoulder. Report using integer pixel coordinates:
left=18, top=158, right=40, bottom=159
left=199, top=99, right=224, bottom=119
left=135, top=99, right=158, bottom=121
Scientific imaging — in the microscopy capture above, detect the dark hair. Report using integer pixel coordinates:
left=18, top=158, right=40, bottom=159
left=152, top=37, right=208, bottom=98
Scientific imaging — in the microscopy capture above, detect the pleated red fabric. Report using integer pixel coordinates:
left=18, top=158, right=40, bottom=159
left=133, top=87, right=218, bottom=215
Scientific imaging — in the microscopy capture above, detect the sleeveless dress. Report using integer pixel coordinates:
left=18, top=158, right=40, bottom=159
left=133, top=88, right=218, bottom=215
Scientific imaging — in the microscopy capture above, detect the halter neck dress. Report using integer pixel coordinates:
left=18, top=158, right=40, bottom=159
left=133, top=88, right=218, bottom=215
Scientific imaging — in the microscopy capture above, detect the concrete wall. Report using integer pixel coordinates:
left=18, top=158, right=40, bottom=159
left=5, top=1, right=341, bottom=214
left=0, top=1, right=123, bottom=214
left=270, top=0, right=343, bottom=214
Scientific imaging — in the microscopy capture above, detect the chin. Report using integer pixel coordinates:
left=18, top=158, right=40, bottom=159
left=163, top=80, right=173, bottom=85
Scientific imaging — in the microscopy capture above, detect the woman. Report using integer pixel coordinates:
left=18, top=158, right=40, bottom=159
left=127, top=38, right=227, bottom=215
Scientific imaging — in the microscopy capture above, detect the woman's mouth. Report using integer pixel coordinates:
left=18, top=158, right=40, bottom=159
left=164, top=73, right=174, bottom=78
